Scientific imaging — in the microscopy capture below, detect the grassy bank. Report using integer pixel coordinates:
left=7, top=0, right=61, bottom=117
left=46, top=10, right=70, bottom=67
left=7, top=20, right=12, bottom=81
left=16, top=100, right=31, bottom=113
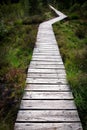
left=0, top=20, right=38, bottom=130
left=53, top=17, right=87, bottom=130
left=0, top=2, right=55, bottom=130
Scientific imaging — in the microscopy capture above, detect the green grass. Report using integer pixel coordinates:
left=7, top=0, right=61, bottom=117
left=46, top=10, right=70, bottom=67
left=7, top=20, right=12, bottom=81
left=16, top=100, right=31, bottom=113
left=0, top=4, right=38, bottom=130
left=53, top=19, right=87, bottom=130
left=0, top=23, right=37, bottom=130
left=0, top=2, right=55, bottom=130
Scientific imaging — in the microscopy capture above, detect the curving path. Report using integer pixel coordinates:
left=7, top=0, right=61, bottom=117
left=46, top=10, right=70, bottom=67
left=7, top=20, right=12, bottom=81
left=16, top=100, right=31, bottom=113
left=14, top=6, right=83, bottom=130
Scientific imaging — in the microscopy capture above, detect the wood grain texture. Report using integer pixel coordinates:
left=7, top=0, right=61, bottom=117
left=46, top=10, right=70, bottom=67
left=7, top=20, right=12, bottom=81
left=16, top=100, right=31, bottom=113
left=16, top=110, right=80, bottom=122
left=28, top=69, right=66, bottom=74
left=26, top=78, right=67, bottom=84
left=20, top=100, right=77, bottom=110
left=15, top=123, right=82, bottom=130
left=30, top=61, right=63, bottom=65
left=23, top=91, right=73, bottom=99
left=25, top=84, right=70, bottom=91
left=32, top=58, right=62, bottom=62
left=29, top=64, right=65, bottom=69
left=32, top=55, right=61, bottom=59
left=27, top=73, right=66, bottom=78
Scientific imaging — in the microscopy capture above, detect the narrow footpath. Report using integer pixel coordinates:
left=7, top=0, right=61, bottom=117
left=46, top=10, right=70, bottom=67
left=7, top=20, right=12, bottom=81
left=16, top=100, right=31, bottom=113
left=15, top=6, right=83, bottom=130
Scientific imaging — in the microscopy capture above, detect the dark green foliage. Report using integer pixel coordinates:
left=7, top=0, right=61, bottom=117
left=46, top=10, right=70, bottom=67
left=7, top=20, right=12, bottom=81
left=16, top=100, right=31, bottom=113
left=0, top=1, right=54, bottom=130
left=0, top=21, right=8, bottom=39
left=23, top=15, right=45, bottom=25
left=48, top=0, right=87, bottom=10
left=28, top=0, right=38, bottom=12
left=20, top=0, right=48, bottom=16
left=69, top=3, right=80, bottom=12
left=53, top=20, right=87, bottom=130
left=0, top=2, right=36, bottom=130
left=0, top=3, right=24, bottom=21
left=0, top=23, right=38, bottom=130
left=75, top=26, right=87, bottom=39
left=82, top=1, right=87, bottom=10
left=68, top=13, right=80, bottom=20
left=0, top=0, right=19, bottom=4
left=81, top=1, right=87, bottom=18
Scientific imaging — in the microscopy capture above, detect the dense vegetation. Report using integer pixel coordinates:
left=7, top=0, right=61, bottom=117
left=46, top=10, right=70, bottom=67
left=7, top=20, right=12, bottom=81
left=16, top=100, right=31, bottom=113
left=0, top=0, right=87, bottom=130
left=53, top=1, right=87, bottom=130
left=0, top=0, right=53, bottom=130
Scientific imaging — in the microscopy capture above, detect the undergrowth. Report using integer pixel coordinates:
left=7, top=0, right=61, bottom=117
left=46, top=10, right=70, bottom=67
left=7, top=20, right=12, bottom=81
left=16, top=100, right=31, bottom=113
left=0, top=2, right=54, bottom=130
left=53, top=18, right=87, bottom=130
left=0, top=21, right=38, bottom=130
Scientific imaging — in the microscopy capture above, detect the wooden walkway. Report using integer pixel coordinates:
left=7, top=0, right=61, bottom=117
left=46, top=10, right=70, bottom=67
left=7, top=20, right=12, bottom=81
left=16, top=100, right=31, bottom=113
left=15, top=6, right=83, bottom=130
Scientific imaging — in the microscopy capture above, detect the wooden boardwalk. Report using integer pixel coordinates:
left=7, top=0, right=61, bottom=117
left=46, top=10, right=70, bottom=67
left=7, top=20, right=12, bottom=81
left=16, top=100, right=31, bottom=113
left=15, top=6, right=83, bottom=130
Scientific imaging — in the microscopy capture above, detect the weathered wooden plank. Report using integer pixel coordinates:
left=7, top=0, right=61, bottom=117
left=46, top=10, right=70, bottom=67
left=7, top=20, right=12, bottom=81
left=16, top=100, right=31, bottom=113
left=38, top=30, right=54, bottom=33
left=38, top=29, right=54, bottom=33
left=15, top=123, right=83, bottom=130
left=37, top=33, right=54, bottom=37
left=37, top=33, right=55, bottom=36
left=39, top=27, right=52, bottom=29
left=20, top=100, right=77, bottom=110
left=28, top=69, right=66, bottom=74
left=38, top=31, right=53, bottom=33
left=27, top=73, right=66, bottom=78
left=35, top=41, right=57, bottom=44
left=35, top=44, right=57, bottom=46
left=37, top=34, right=55, bottom=37
left=26, top=78, right=67, bottom=84
left=35, top=44, right=57, bottom=47
left=32, top=58, right=62, bottom=62
left=34, top=48, right=58, bottom=50
left=35, top=42, right=57, bottom=44
left=25, top=84, right=70, bottom=91
left=29, top=64, right=64, bottom=69
left=34, top=48, right=58, bottom=53
left=33, top=50, right=59, bottom=53
left=37, top=40, right=57, bottom=43
left=16, top=110, right=80, bottom=122
left=34, top=45, right=58, bottom=47
left=33, top=53, right=61, bottom=56
left=23, top=91, right=73, bottom=99
left=34, top=46, right=58, bottom=49
left=35, top=45, right=58, bottom=48
left=34, top=47, right=58, bottom=49
left=37, top=35, right=55, bottom=38
left=30, top=61, right=63, bottom=65
left=32, top=55, right=61, bottom=59
left=32, top=58, right=62, bottom=61
left=32, top=54, right=61, bottom=57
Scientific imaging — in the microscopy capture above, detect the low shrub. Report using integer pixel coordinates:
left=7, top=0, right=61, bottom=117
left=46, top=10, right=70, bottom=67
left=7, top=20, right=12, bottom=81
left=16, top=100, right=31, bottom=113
left=0, top=19, right=38, bottom=130
left=69, top=3, right=80, bottom=13
left=74, top=48, right=87, bottom=71
left=81, top=1, right=87, bottom=11
left=0, top=20, right=8, bottom=39
left=0, top=3, right=24, bottom=20
left=14, top=19, right=23, bottom=26
left=68, top=13, right=80, bottom=20
left=0, top=68, right=26, bottom=129
left=81, top=2, right=87, bottom=18
left=53, top=19, right=87, bottom=130
left=75, top=26, right=87, bottom=39
left=23, top=15, right=45, bottom=25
